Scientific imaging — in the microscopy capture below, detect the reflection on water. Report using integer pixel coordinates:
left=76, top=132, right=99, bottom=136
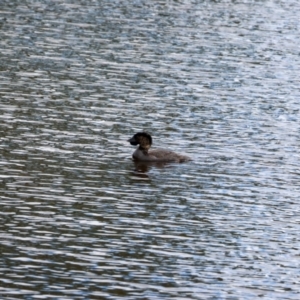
left=133, top=160, right=180, bottom=172
left=1, top=0, right=300, bottom=298
left=130, top=160, right=185, bottom=180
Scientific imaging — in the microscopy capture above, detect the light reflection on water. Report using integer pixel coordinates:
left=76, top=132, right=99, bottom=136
left=1, top=0, right=300, bottom=298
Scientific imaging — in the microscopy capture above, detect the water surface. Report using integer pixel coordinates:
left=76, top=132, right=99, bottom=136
left=1, top=0, right=300, bottom=299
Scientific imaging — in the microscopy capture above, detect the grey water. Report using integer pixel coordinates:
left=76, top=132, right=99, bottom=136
left=1, top=0, right=300, bottom=299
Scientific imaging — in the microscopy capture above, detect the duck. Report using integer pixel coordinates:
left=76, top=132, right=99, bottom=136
left=128, top=132, right=191, bottom=163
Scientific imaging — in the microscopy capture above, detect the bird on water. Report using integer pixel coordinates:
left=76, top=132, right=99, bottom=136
left=128, top=132, right=191, bottom=163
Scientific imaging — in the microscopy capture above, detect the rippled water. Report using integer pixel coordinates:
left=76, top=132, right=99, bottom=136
left=1, top=0, right=300, bottom=299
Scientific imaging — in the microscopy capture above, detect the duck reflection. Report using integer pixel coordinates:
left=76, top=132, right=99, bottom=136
left=130, top=160, right=173, bottom=179
left=133, top=160, right=170, bottom=172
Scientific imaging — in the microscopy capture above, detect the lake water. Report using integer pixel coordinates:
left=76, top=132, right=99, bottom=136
left=1, top=0, right=300, bottom=299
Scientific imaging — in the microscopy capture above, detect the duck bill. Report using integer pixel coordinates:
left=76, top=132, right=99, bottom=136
left=128, top=137, right=138, bottom=146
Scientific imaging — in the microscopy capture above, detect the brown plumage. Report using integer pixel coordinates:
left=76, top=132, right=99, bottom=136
left=128, top=132, right=191, bottom=163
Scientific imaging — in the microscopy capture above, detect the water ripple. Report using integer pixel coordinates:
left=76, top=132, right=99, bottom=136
left=1, top=0, right=300, bottom=299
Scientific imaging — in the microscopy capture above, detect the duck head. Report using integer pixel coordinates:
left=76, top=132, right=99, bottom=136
left=128, top=132, right=152, bottom=150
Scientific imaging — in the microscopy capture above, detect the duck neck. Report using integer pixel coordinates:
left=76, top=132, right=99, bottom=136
left=139, top=145, right=149, bottom=155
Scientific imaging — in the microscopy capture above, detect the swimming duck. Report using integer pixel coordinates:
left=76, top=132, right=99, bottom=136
left=128, top=132, right=191, bottom=163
